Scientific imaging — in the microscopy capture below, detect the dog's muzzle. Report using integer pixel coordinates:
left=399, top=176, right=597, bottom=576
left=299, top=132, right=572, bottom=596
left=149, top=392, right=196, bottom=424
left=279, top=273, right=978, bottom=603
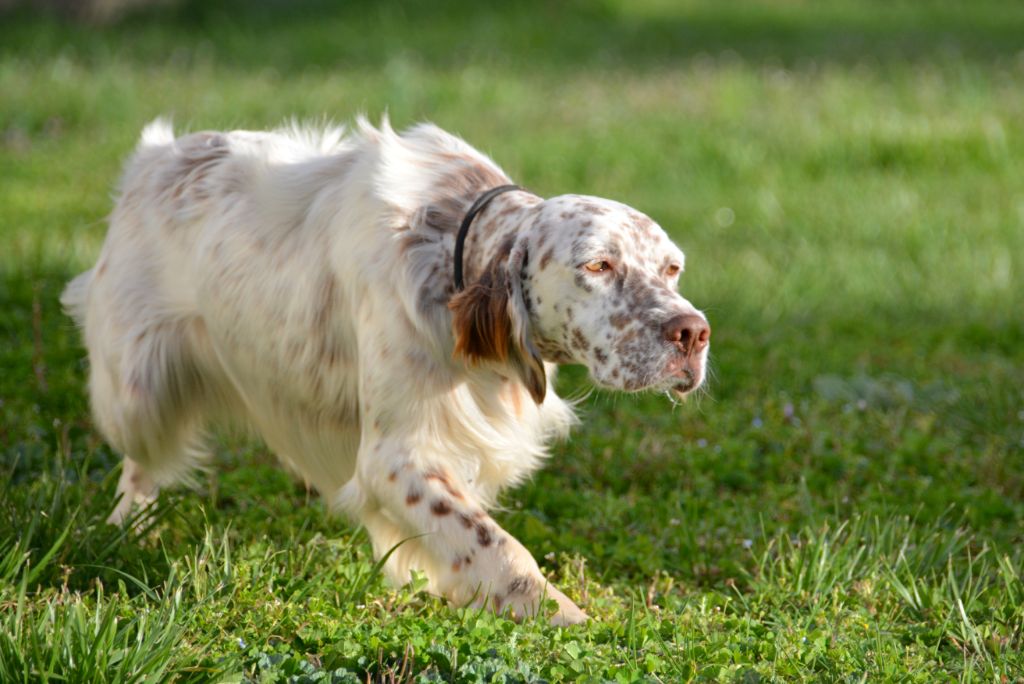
left=662, top=313, right=710, bottom=395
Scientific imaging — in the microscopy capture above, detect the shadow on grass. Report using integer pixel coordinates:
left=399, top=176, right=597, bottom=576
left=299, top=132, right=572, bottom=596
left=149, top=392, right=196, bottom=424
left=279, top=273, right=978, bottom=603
left=3, top=0, right=1024, bottom=72
left=3, top=252, right=1021, bottom=590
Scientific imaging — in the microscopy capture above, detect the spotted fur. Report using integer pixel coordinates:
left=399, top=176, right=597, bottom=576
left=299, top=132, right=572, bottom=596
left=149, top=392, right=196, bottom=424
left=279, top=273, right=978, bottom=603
left=62, top=116, right=709, bottom=627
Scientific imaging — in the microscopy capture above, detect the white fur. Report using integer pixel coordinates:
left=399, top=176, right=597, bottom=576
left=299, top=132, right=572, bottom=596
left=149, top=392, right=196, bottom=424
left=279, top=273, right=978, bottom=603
left=63, top=117, right=709, bottom=625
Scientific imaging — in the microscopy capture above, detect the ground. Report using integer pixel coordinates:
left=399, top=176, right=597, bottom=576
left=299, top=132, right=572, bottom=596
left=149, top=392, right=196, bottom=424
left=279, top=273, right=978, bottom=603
left=1, top=0, right=1023, bottom=681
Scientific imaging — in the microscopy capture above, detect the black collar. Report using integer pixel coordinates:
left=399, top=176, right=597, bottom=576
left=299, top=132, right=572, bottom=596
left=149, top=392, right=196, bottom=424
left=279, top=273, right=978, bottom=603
left=453, top=184, right=522, bottom=291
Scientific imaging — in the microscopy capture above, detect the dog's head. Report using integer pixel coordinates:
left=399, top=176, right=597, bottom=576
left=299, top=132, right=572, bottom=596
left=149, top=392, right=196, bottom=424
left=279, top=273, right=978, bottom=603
left=450, top=194, right=709, bottom=404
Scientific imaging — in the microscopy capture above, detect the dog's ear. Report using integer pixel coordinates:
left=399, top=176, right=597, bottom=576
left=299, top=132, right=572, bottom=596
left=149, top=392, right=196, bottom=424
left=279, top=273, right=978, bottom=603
left=449, top=238, right=546, bottom=404
left=449, top=267, right=514, bottom=364
left=504, top=238, right=547, bottom=403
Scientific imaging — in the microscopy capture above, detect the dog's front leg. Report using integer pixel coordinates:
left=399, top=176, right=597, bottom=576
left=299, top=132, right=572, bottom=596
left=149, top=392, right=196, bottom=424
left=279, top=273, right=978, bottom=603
left=348, top=437, right=587, bottom=625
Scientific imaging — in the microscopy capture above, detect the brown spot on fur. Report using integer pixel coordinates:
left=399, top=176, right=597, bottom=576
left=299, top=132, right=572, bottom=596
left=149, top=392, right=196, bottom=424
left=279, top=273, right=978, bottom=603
left=571, top=327, right=590, bottom=351
left=628, top=210, right=655, bottom=231
left=610, top=312, right=630, bottom=329
left=387, top=470, right=398, bottom=482
left=539, top=248, right=555, bottom=270
left=507, top=576, right=533, bottom=596
left=457, top=512, right=474, bottom=529
left=475, top=523, right=493, bottom=546
left=594, top=346, right=608, bottom=364
left=573, top=272, right=594, bottom=293
left=431, top=499, right=452, bottom=516
left=535, top=336, right=574, bottom=364
left=406, top=489, right=423, bottom=505
left=452, top=558, right=462, bottom=572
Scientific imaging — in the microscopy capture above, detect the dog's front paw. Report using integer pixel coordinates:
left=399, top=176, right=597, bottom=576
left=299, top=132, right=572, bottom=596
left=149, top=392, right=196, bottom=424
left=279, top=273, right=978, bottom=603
left=482, top=577, right=588, bottom=625
left=544, top=585, right=588, bottom=626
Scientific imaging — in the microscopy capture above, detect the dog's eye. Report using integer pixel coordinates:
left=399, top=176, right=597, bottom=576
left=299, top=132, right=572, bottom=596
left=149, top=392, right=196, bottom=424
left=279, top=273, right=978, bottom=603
left=665, top=264, right=681, bottom=277
left=583, top=260, right=612, bottom=273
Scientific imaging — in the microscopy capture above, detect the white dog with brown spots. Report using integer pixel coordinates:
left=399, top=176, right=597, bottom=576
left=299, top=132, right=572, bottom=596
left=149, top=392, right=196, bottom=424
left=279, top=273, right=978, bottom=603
left=62, top=117, right=710, bottom=625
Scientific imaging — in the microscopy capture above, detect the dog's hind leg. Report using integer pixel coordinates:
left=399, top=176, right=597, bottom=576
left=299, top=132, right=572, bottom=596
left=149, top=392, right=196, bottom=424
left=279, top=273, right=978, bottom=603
left=85, top=315, right=210, bottom=526
left=108, top=457, right=159, bottom=526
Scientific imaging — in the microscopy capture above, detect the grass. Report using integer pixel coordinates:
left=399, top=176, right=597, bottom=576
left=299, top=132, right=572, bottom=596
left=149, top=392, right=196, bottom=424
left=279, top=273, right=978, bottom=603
left=1, top=0, right=1023, bottom=680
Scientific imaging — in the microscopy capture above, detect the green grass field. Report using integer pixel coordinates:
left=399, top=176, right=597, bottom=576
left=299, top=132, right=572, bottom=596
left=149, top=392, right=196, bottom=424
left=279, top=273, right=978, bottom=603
left=2, top=1, right=1023, bottom=680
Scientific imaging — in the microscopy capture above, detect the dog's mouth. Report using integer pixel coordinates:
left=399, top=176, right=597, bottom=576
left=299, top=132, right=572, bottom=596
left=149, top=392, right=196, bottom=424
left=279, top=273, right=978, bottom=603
left=671, top=378, right=699, bottom=398
left=665, top=358, right=704, bottom=398
left=581, top=340, right=708, bottom=397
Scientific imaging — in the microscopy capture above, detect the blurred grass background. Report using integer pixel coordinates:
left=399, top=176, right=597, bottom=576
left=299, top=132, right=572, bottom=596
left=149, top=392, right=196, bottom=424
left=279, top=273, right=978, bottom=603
left=1, top=0, right=1023, bottom=681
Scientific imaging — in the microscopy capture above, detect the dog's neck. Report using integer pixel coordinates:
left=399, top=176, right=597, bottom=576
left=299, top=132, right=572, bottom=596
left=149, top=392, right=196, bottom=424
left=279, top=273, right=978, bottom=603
left=455, top=189, right=542, bottom=288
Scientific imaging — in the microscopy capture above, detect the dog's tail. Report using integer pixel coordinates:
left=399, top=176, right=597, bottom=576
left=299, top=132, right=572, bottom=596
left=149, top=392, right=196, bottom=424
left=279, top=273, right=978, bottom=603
left=140, top=117, right=175, bottom=147
left=60, top=269, right=93, bottom=328
left=61, top=118, right=176, bottom=327
left=61, top=118, right=177, bottom=329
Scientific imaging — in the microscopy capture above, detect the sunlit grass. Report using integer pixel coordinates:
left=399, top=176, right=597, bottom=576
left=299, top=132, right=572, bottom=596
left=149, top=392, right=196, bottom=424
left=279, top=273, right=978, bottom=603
left=1, top=0, right=1022, bottom=680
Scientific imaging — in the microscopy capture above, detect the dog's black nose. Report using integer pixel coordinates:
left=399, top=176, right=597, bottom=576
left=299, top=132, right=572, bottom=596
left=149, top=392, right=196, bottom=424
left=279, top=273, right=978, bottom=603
left=662, top=314, right=710, bottom=355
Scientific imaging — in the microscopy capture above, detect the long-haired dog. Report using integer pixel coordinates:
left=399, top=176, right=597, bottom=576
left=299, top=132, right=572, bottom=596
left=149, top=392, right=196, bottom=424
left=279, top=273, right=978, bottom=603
left=63, top=118, right=710, bottom=624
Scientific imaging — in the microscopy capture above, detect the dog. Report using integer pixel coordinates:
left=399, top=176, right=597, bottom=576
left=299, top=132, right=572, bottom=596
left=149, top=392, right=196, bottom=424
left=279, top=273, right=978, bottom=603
left=62, top=117, right=710, bottom=625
